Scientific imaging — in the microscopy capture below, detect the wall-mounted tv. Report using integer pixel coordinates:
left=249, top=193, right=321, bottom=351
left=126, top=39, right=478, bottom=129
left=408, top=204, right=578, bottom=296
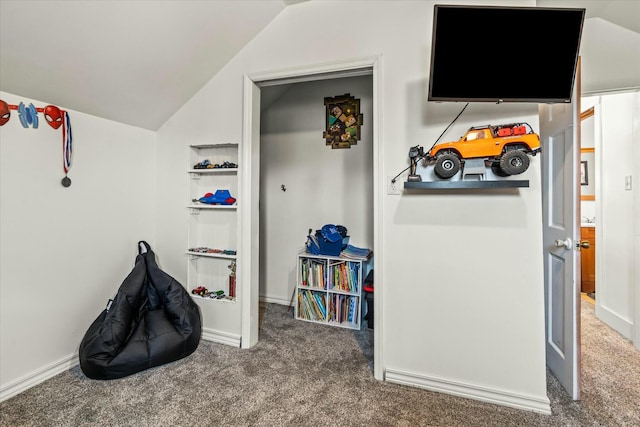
left=428, top=5, right=585, bottom=104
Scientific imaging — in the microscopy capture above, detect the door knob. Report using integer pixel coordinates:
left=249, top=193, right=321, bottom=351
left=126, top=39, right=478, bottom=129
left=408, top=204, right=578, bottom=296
left=580, top=240, right=590, bottom=249
left=554, top=238, right=572, bottom=250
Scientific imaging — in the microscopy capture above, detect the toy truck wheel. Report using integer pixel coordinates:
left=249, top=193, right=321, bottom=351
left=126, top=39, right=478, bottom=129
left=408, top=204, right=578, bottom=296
left=491, top=164, right=509, bottom=177
left=434, top=153, right=461, bottom=179
left=499, top=150, right=530, bottom=175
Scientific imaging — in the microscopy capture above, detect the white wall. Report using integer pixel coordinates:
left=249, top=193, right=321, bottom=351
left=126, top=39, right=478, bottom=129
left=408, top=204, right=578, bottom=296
left=156, top=0, right=550, bottom=412
left=0, top=91, right=156, bottom=401
left=589, top=92, right=639, bottom=339
left=259, top=76, right=373, bottom=304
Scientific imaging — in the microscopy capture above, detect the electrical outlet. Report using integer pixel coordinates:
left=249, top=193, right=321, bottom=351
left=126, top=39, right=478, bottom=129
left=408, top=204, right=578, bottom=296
left=388, top=176, right=402, bottom=195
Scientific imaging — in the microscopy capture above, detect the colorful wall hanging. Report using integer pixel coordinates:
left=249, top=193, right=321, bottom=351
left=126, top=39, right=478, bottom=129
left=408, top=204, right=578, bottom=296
left=0, top=99, right=73, bottom=187
left=323, top=93, right=363, bottom=149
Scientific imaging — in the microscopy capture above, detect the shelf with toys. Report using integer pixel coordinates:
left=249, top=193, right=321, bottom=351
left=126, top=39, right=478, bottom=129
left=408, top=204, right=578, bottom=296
left=188, top=259, right=236, bottom=303
left=187, top=143, right=239, bottom=302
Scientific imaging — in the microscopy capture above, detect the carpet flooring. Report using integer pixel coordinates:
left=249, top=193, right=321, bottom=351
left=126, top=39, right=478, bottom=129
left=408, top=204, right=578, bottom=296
left=0, top=298, right=638, bottom=426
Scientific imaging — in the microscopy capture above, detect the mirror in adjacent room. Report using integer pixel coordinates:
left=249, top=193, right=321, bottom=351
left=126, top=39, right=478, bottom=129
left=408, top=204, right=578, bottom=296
left=580, top=148, right=595, bottom=200
left=580, top=107, right=595, bottom=201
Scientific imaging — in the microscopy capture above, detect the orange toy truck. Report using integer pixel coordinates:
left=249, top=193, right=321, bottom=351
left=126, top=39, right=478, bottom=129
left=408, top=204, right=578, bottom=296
left=426, top=122, right=541, bottom=179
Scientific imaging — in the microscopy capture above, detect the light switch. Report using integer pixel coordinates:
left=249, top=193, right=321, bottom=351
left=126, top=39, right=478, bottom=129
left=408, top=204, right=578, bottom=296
left=625, top=175, right=632, bottom=190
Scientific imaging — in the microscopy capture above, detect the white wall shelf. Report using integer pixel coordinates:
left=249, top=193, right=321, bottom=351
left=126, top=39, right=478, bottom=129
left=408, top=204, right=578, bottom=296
left=404, top=180, right=529, bottom=189
left=189, top=168, right=238, bottom=174
left=188, top=204, right=237, bottom=210
left=187, top=143, right=239, bottom=302
left=190, top=294, right=236, bottom=303
left=189, top=143, right=238, bottom=149
left=186, top=251, right=237, bottom=260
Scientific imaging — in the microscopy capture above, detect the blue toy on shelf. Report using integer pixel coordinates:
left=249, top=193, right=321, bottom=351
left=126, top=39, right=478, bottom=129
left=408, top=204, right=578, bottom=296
left=195, top=190, right=236, bottom=205
left=305, top=224, right=349, bottom=256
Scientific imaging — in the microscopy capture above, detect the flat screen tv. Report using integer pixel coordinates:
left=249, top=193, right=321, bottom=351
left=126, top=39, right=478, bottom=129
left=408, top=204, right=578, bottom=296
left=428, top=5, right=585, bottom=104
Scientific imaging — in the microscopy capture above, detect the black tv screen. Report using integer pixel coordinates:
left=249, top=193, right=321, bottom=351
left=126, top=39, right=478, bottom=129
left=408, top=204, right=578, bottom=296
left=428, top=5, right=585, bottom=103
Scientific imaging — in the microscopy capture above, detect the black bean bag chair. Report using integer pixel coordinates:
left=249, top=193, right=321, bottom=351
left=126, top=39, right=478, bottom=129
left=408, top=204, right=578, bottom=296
left=79, top=241, right=202, bottom=380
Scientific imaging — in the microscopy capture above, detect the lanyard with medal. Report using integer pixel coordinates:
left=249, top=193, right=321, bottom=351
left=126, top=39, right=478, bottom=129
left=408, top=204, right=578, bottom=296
left=0, top=100, right=73, bottom=187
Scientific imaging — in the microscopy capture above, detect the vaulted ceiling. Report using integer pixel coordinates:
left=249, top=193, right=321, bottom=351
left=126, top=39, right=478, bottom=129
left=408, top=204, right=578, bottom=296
left=1, top=0, right=637, bottom=131
left=0, top=0, right=304, bottom=130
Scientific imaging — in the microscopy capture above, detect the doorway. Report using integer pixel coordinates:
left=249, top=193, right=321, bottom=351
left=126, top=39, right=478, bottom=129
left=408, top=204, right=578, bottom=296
left=578, top=92, right=640, bottom=344
left=258, top=75, right=373, bottom=306
left=239, top=57, right=384, bottom=380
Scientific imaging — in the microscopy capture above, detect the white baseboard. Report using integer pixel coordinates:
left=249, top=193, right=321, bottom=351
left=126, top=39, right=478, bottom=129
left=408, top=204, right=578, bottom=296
left=200, top=298, right=289, bottom=347
left=1, top=329, right=244, bottom=403
left=0, top=354, right=78, bottom=403
left=201, top=327, right=242, bottom=347
left=385, top=368, right=551, bottom=415
left=259, top=296, right=292, bottom=306
left=596, top=303, right=633, bottom=340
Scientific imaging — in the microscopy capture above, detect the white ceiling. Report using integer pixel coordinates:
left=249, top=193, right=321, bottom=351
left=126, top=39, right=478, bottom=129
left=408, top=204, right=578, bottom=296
left=1, top=0, right=637, bottom=131
left=0, top=0, right=294, bottom=130
left=537, top=0, right=640, bottom=34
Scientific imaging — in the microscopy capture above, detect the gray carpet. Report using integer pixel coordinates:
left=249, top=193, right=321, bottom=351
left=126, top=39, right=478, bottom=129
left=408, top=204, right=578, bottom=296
left=1, top=299, right=638, bottom=426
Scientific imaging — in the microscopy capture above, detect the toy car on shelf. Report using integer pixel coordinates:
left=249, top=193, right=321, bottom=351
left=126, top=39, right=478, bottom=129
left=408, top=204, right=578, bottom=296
left=193, top=160, right=238, bottom=169
left=425, top=122, right=541, bottom=179
left=187, top=247, right=236, bottom=255
left=193, top=160, right=213, bottom=169
left=191, top=286, right=208, bottom=296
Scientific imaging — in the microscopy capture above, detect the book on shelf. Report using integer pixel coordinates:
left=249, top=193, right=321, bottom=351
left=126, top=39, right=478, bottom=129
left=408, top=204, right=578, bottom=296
left=328, top=296, right=335, bottom=322
left=302, top=290, right=325, bottom=320
left=329, top=261, right=360, bottom=292
left=347, top=298, right=355, bottom=322
left=313, top=292, right=326, bottom=318
left=301, top=258, right=326, bottom=289
left=301, top=260, right=307, bottom=286
left=298, top=293, right=306, bottom=318
left=340, top=244, right=372, bottom=260
left=350, top=297, right=359, bottom=323
left=302, top=291, right=317, bottom=320
left=341, top=295, right=348, bottom=323
left=303, top=292, right=315, bottom=320
left=298, top=292, right=309, bottom=319
left=300, top=291, right=315, bottom=320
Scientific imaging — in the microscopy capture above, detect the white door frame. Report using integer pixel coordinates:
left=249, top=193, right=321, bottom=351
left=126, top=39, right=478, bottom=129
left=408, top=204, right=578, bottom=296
left=240, top=56, right=384, bottom=380
left=635, top=91, right=640, bottom=349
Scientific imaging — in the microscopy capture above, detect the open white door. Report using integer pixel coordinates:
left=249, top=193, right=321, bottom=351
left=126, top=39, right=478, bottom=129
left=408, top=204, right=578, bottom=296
left=539, top=68, right=581, bottom=399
